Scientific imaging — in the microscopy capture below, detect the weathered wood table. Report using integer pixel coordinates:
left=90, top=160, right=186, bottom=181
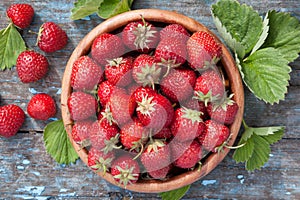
left=1, top=0, right=299, bottom=199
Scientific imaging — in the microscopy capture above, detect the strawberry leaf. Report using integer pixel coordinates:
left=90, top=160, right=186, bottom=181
left=71, top=0, right=104, bottom=20
left=159, top=185, right=190, bottom=200
left=262, top=10, right=300, bottom=62
left=233, top=121, right=285, bottom=171
left=211, top=0, right=263, bottom=58
left=0, top=24, right=26, bottom=70
left=43, top=120, right=79, bottom=165
left=97, top=0, right=133, bottom=19
left=241, top=47, right=291, bottom=104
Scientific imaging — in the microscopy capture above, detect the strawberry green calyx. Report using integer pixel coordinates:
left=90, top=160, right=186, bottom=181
left=107, top=57, right=125, bottom=67
left=102, top=133, right=122, bottom=154
left=136, top=94, right=156, bottom=116
left=159, top=58, right=181, bottom=77
left=100, top=105, right=117, bottom=126
left=181, top=107, right=204, bottom=125
left=133, top=16, right=157, bottom=51
left=212, top=93, right=235, bottom=111
left=91, top=156, right=114, bottom=174
left=146, top=139, right=166, bottom=153
left=135, top=63, right=161, bottom=89
left=114, top=165, right=139, bottom=187
left=193, top=90, right=221, bottom=107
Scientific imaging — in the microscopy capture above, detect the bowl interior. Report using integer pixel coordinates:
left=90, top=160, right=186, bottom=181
left=61, top=9, right=244, bottom=193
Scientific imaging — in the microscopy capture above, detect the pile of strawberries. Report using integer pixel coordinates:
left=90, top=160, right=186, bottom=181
left=68, top=18, right=239, bottom=186
left=0, top=4, right=67, bottom=138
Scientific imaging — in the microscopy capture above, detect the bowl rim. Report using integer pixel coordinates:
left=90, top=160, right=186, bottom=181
left=61, top=8, right=244, bottom=193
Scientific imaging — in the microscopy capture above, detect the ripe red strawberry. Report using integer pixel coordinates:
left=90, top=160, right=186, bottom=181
left=153, top=127, right=172, bottom=140
left=171, top=140, right=202, bottom=169
left=0, top=104, right=25, bottom=138
left=207, top=94, right=239, bottom=125
left=160, top=68, right=197, bottom=103
left=71, top=56, right=103, bottom=91
left=88, top=147, right=115, bottom=173
left=160, top=23, right=190, bottom=42
left=170, top=107, right=205, bottom=142
left=27, top=93, right=56, bottom=120
left=141, top=140, right=171, bottom=175
left=90, top=119, right=120, bottom=153
left=37, top=22, right=68, bottom=53
left=16, top=50, right=49, bottom=83
left=132, top=54, right=161, bottom=88
left=130, top=86, right=155, bottom=103
left=105, top=57, right=134, bottom=87
left=136, top=91, right=174, bottom=130
left=67, top=91, right=98, bottom=121
left=71, top=120, right=93, bottom=148
left=200, top=120, right=230, bottom=152
left=187, top=31, right=222, bottom=70
left=148, top=165, right=171, bottom=180
left=120, top=118, right=149, bottom=150
left=194, top=68, right=225, bottom=106
left=111, top=154, right=140, bottom=187
left=91, top=33, right=124, bottom=65
left=154, top=38, right=187, bottom=74
left=122, top=19, right=158, bottom=53
left=108, top=89, right=136, bottom=126
left=97, top=81, right=118, bottom=107
left=6, top=3, right=34, bottom=29
left=182, top=99, right=209, bottom=121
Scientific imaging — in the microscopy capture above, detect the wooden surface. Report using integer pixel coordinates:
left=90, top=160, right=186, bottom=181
left=0, top=0, right=299, bottom=199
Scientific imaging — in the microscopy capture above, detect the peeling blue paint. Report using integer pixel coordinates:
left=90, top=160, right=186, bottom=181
left=22, top=159, right=31, bottom=165
left=201, top=179, right=217, bottom=186
left=31, top=171, right=41, bottom=176
left=17, top=165, right=25, bottom=170
left=56, top=88, right=62, bottom=94
left=237, top=174, right=245, bottom=184
left=28, top=88, right=39, bottom=94
left=58, top=192, right=77, bottom=197
left=16, top=186, right=45, bottom=197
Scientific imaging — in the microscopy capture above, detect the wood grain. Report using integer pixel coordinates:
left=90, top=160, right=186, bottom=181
left=1, top=0, right=300, bottom=199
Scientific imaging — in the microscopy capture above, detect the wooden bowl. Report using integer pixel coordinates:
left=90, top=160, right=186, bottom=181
left=61, top=9, right=244, bottom=193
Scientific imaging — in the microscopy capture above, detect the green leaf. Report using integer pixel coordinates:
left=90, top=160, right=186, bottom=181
left=261, top=127, right=284, bottom=145
left=98, top=0, right=132, bottom=19
left=159, top=185, right=190, bottom=200
left=71, top=0, right=104, bottom=20
left=245, top=134, right=270, bottom=171
left=44, top=120, right=79, bottom=165
left=233, top=136, right=254, bottom=163
left=211, top=0, right=263, bottom=58
left=263, top=10, right=300, bottom=62
left=241, top=47, right=291, bottom=104
left=250, top=12, right=270, bottom=55
left=253, top=126, right=284, bottom=136
left=0, top=24, right=26, bottom=70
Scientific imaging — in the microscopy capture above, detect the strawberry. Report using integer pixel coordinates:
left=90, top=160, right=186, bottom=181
left=154, top=38, right=187, bottom=75
left=130, top=86, right=155, bottom=103
left=182, top=99, right=208, bottom=121
left=160, top=23, right=190, bottom=42
left=187, top=31, right=222, bottom=70
left=37, top=22, right=68, bottom=53
left=71, top=120, right=93, bottom=148
left=120, top=117, right=149, bottom=150
left=90, top=119, right=120, bottom=153
left=194, top=68, right=225, bottom=106
left=171, top=140, right=202, bottom=169
left=88, top=147, right=115, bottom=173
left=122, top=19, right=158, bottom=53
left=0, top=104, right=25, bottom=138
left=200, top=120, right=230, bottom=152
left=170, top=107, right=205, bottom=142
left=111, top=154, right=140, bottom=187
left=160, top=68, right=197, bottom=103
left=140, top=140, right=171, bottom=175
left=27, top=93, right=56, bottom=120
left=148, top=165, right=171, bottom=180
left=6, top=3, right=34, bottom=29
left=91, top=33, right=124, bottom=65
left=132, top=54, right=161, bottom=89
left=16, top=50, right=49, bottom=83
left=108, top=89, right=136, bottom=126
left=67, top=91, right=98, bottom=121
left=71, top=56, right=103, bottom=91
left=105, top=57, right=134, bottom=87
left=136, top=91, right=174, bottom=130
left=207, top=94, right=239, bottom=125
left=97, top=81, right=117, bottom=107
left=153, top=127, right=172, bottom=140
